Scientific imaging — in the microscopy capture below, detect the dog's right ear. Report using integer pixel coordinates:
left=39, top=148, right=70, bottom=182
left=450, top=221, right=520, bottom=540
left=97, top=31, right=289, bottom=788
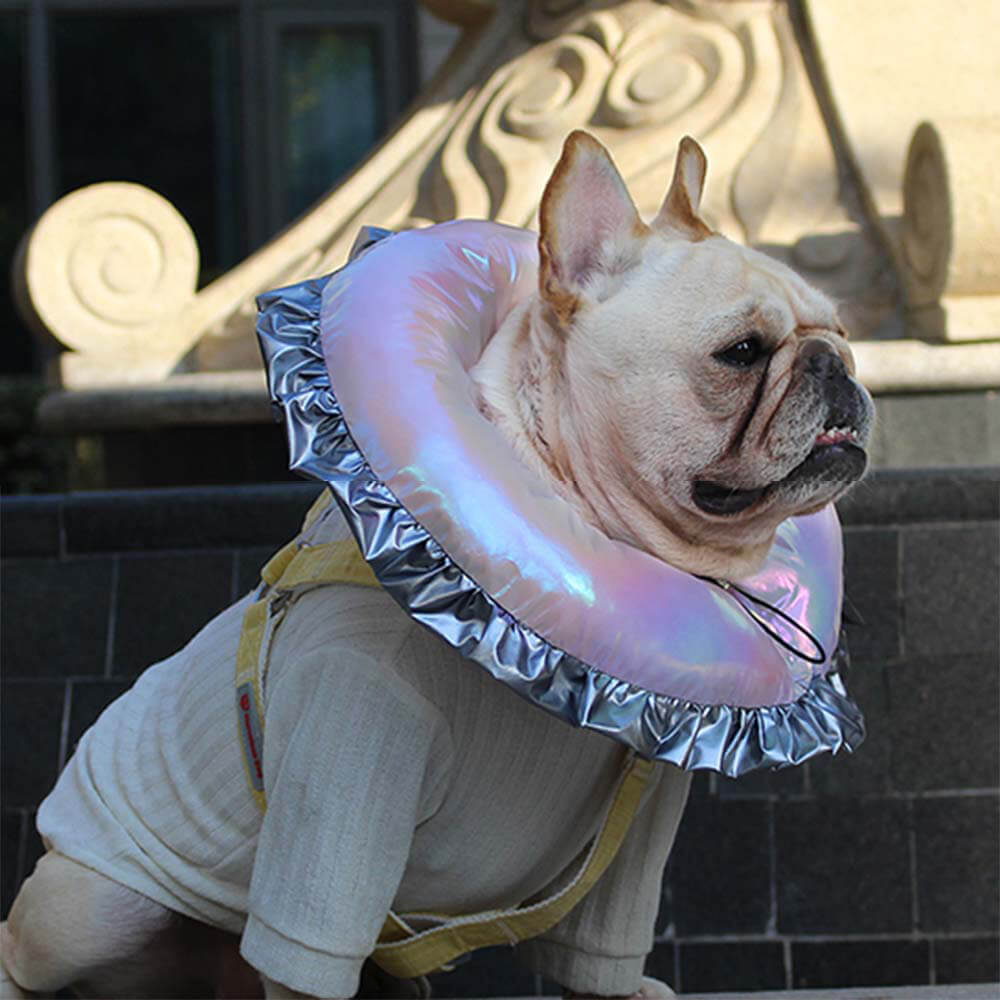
left=653, top=136, right=713, bottom=240
left=538, top=130, right=648, bottom=328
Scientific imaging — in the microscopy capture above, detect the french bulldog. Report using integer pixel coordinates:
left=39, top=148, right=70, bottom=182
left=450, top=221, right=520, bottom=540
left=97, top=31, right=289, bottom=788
left=472, top=130, right=873, bottom=581
left=0, top=133, right=872, bottom=1000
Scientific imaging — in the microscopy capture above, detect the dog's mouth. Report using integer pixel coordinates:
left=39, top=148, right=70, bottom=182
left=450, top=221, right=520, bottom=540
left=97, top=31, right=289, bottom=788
left=693, top=426, right=867, bottom=517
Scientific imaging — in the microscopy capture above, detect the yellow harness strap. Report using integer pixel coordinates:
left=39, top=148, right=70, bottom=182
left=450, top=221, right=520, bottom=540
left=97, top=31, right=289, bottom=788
left=372, top=753, right=652, bottom=978
left=235, top=491, right=379, bottom=812
left=235, top=490, right=653, bottom=977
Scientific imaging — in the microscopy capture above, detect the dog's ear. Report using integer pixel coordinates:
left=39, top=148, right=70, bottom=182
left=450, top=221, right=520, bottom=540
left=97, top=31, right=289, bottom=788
left=653, top=135, right=713, bottom=240
left=538, top=130, right=647, bottom=327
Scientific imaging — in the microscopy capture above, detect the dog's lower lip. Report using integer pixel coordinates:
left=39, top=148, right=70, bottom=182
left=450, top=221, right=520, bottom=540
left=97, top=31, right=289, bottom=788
left=806, top=439, right=865, bottom=462
left=790, top=439, right=868, bottom=482
left=694, top=439, right=867, bottom=517
left=693, top=480, right=765, bottom=516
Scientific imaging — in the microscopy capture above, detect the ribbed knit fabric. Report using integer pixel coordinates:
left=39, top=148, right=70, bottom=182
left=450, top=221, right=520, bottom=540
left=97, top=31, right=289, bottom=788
left=38, top=595, right=260, bottom=931
left=37, top=504, right=692, bottom=998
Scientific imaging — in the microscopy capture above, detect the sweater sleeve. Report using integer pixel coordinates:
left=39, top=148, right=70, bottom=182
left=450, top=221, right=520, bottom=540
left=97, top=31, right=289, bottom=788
left=516, top=762, right=691, bottom=997
left=240, top=642, right=453, bottom=998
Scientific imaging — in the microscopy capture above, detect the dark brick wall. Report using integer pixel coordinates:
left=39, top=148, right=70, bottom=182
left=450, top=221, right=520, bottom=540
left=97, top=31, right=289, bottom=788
left=2, top=470, right=998, bottom=995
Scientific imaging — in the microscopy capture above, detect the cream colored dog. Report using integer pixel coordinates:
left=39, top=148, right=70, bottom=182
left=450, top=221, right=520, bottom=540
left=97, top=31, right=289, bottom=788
left=473, top=130, right=872, bottom=580
left=1, top=133, right=872, bottom=1000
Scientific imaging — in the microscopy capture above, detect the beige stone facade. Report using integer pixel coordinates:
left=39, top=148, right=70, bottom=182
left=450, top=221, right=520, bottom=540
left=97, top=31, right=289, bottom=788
left=13, top=0, right=1000, bottom=407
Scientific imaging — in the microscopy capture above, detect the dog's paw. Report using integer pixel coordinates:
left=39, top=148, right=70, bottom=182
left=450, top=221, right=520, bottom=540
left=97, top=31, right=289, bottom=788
left=0, top=967, right=32, bottom=1000
left=0, top=924, right=31, bottom=999
left=634, top=976, right=676, bottom=998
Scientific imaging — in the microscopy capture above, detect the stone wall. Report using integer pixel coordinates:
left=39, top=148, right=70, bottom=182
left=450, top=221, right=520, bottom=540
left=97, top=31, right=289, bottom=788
left=2, top=470, right=998, bottom=994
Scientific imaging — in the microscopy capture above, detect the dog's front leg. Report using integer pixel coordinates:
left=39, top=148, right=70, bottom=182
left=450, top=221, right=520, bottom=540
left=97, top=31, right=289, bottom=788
left=565, top=975, right=676, bottom=999
left=0, top=938, right=32, bottom=1000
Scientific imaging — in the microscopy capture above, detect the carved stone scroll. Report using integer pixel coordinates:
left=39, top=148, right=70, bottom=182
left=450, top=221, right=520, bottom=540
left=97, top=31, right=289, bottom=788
left=18, top=183, right=200, bottom=383
left=899, top=119, right=1000, bottom=341
left=14, top=0, right=998, bottom=392
left=803, top=0, right=1000, bottom=342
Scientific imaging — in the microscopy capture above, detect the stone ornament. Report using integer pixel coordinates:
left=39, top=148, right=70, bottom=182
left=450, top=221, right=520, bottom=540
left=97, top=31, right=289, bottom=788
left=20, top=183, right=199, bottom=382
left=900, top=118, right=1000, bottom=341
left=13, top=0, right=1000, bottom=388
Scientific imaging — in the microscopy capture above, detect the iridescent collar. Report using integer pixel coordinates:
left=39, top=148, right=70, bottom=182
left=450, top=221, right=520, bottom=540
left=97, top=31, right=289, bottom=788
left=256, top=221, right=864, bottom=776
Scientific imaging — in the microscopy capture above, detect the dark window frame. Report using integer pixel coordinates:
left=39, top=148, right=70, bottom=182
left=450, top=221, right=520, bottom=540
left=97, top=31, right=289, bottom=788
left=4, top=0, right=417, bottom=267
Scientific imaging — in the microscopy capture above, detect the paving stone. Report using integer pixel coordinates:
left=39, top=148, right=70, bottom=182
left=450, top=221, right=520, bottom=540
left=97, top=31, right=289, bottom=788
left=810, top=658, right=892, bottom=797
left=873, top=393, right=994, bottom=471
left=426, top=947, right=538, bottom=998
left=666, top=799, right=771, bottom=936
left=63, top=483, right=321, bottom=553
left=112, top=551, right=235, bottom=677
left=23, top=813, right=44, bottom=862
left=99, top=424, right=300, bottom=491
left=914, top=797, right=1000, bottom=934
left=235, top=544, right=283, bottom=596
left=2, top=809, right=25, bottom=918
left=902, top=524, right=999, bottom=660
left=1, top=557, right=113, bottom=678
left=1, top=681, right=65, bottom=808
left=0, top=496, right=62, bottom=557
left=643, top=941, right=679, bottom=991
left=65, top=679, right=130, bottom=763
left=717, top=759, right=806, bottom=800
left=791, top=939, right=930, bottom=988
left=674, top=941, right=785, bottom=993
left=775, top=799, right=912, bottom=934
left=14, top=816, right=45, bottom=909
left=988, top=388, right=1000, bottom=462
left=934, top=936, right=1000, bottom=984
left=876, top=396, right=988, bottom=469
left=889, top=654, right=999, bottom=793
left=836, top=468, right=1000, bottom=526
left=686, top=770, right=713, bottom=804
left=842, top=527, right=901, bottom=663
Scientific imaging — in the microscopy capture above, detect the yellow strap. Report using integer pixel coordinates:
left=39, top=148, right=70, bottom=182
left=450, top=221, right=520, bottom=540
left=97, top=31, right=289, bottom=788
left=235, top=598, right=269, bottom=813
left=235, top=488, right=654, bottom=976
left=237, top=490, right=381, bottom=814
left=371, top=754, right=654, bottom=978
left=267, top=540, right=381, bottom=592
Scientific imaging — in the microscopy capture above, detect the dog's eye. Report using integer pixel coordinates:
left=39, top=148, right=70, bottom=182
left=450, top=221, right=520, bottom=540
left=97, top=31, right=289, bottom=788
left=715, top=335, right=764, bottom=368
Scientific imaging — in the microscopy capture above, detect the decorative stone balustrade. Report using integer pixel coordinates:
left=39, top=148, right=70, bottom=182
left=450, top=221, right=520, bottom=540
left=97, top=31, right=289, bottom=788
left=12, top=0, right=1000, bottom=413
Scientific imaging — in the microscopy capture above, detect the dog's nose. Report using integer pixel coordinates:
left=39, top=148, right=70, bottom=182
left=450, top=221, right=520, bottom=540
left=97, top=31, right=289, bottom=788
left=801, top=339, right=869, bottom=435
left=806, top=348, right=848, bottom=380
left=801, top=340, right=849, bottom=382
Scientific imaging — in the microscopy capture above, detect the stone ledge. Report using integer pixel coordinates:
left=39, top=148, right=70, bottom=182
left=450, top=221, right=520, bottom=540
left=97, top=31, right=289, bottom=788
left=0, top=483, right=321, bottom=558
left=469, top=989, right=997, bottom=1000
left=835, top=468, right=1000, bottom=526
left=37, top=371, right=274, bottom=432
left=33, top=339, right=1000, bottom=434
left=684, top=989, right=997, bottom=1000
left=852, top=341, right=1000, bottom=395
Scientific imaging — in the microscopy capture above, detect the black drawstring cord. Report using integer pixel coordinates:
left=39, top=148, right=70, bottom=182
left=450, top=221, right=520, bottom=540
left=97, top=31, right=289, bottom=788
left=697, top=576, right=828, bottom=665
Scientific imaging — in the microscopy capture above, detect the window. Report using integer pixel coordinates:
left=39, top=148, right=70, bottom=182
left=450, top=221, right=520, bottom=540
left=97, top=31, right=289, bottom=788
left=2, top=0, right=418, bottom=374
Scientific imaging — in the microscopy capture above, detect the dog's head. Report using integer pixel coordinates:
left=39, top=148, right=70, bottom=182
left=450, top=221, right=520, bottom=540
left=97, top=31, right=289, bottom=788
left=534, top=130, right=874, bottom=577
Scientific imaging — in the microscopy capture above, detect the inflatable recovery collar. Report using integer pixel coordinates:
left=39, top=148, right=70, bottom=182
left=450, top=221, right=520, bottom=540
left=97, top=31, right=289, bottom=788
left=256, top=221, right=864, bottom=777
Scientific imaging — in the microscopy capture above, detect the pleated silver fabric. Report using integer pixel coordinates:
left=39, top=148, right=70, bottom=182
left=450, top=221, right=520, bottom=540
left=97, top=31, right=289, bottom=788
left=255, top=225, right=864, bottom=777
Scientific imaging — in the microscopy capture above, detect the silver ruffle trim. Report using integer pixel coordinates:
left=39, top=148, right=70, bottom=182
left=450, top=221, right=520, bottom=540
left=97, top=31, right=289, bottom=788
left=255, top=232, right=865, bottom=777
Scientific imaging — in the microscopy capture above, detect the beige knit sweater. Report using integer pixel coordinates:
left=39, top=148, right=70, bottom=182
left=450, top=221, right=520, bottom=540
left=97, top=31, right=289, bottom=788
left=38, top=508, right=691, bottom=998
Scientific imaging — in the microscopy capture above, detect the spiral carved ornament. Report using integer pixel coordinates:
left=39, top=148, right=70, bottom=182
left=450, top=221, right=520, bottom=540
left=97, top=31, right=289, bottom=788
left=23, top=182, right=199, bottom=357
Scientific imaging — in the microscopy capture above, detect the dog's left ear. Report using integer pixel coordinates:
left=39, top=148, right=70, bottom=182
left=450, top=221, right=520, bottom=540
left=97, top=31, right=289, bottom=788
left=653, top=136, right=713, bottom=240
left=538, top=130, right=648, bottom=327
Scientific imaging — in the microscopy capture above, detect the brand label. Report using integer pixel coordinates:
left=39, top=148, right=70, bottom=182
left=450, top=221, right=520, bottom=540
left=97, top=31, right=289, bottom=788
left=237, top=683, right=264, bottom=791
